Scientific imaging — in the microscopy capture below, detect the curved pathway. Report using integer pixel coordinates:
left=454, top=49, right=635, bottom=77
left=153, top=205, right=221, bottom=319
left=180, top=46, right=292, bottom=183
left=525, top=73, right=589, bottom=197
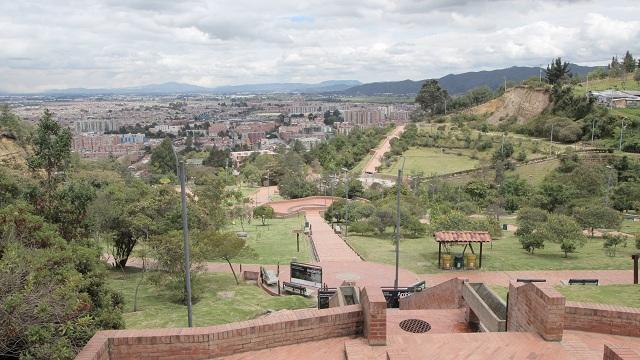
left=363, top=124, right=406, bottom=174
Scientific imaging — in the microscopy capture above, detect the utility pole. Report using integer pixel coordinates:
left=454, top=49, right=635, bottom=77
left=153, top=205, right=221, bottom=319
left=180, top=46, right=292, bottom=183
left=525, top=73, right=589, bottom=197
left=539, top=66, right=542, bottom=85
left=619, top=119, right=626, bottom=152
left=394, top=161, right=404, bottom=289
left=550, top=123, right=554, bottom=155
left=179, top=161, right=193, bottom=327
left=504, top=77, right=507, bottom=92
left=591, top=119, right=596, bottom=145
left=344, top=169, right=349, bottom=240
left=444, top=98, right=447, bottom=115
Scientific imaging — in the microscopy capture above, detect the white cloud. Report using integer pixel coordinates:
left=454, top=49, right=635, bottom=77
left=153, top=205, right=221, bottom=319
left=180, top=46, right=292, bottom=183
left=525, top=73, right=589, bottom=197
left=0, top=0, right=639, bottom=92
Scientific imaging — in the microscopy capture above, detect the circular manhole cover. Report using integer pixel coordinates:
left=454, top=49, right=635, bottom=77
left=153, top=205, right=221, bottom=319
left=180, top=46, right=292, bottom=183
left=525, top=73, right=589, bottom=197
left=399, top=319, right=432, bottom=333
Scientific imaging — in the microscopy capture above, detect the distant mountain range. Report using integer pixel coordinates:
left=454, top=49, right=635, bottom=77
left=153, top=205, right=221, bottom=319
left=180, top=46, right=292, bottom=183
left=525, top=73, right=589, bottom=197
left=20, top=80, right=362, bottom=96
left=341, top=64, right=599, bottom=96
left=2, top=63, right=602, bottom=97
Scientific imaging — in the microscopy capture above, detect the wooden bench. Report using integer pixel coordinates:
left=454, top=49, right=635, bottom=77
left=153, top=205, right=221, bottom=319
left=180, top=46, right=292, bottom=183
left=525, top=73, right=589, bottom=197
left=567, top=278, right=599, bottom=285
left=282, top=281, right=308, bottom=296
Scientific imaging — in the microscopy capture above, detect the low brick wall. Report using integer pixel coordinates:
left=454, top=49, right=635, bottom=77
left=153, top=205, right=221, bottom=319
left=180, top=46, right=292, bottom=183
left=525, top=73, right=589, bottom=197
left=76, top=305, right=363, bottom=360
left=360, top=287, right=387, bottom=346
left=603, top=344, right=640, bottom=359
left=565, top=302, right=640, bottom=337
left=506, top=281, right=565, bottom=341
left=399, top=278, right=466, bottom=310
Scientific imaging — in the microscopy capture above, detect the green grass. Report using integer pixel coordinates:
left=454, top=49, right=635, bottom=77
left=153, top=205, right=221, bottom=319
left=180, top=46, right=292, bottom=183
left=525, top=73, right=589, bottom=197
left=483, top=284, right=640, bottom=308
left=510, top=159, right=559, bottom=185
left=573, top=74, right=640, bottom=96
left=381, top=147, right=481, bottom=176
left=620, top=218, right=640, bottom=235
left=556, top=285, right=640, bottom=308
left=108, top=269, right=314, bottom=329
left=227, top=215, right=310, bottom=264
left=345, top=230, right=638, bottom=274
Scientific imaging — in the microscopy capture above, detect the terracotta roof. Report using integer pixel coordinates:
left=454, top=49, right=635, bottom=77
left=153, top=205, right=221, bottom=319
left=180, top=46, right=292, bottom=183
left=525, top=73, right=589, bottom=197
left=434, top=231, right=491, bottom=243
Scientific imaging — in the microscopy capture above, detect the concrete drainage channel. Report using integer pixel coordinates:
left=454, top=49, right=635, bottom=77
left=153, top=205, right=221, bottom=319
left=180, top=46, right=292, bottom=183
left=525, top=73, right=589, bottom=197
left=399, top=319, right=432, bottom=333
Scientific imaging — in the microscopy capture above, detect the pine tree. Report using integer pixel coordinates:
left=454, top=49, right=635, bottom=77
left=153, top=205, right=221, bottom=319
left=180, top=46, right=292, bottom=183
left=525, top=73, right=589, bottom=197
left=545, top=57, right=571, bottom=85
left=623, top=51, right=636, bottom=73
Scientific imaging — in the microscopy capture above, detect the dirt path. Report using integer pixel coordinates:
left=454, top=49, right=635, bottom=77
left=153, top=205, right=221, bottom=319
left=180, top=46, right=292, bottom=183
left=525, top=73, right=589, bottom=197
left=362, top=124, right=405, bottom=174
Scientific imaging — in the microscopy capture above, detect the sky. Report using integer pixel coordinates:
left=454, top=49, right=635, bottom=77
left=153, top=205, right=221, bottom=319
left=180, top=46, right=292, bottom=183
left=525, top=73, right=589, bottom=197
left=1, top=0, right=640, bottom=93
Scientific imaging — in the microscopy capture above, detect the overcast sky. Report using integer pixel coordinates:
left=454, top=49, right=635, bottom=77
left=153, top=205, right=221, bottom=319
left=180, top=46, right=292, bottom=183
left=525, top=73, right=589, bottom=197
left=1, top=0, right=639, bottom=92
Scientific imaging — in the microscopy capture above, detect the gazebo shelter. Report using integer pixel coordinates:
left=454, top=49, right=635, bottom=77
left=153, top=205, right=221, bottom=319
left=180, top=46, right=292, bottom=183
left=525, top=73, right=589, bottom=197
left=435, top=231, right=492, bottom=269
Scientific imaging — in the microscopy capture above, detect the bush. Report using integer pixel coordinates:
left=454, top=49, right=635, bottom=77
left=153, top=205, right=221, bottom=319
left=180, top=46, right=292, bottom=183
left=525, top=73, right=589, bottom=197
left=519, top=233, right=545, bottom=254
left=349, top=221, right=374, bottom=235
left=603, top=234, right=627, bottom=257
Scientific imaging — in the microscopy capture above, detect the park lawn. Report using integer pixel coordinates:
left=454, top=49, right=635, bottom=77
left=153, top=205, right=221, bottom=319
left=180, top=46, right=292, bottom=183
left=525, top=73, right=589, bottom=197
left=509, top=159, right=559, bottom=185
left=621, top=218, right=640, bottom=234
left=345, top=230, right=638, bottom=274
left=488, top=284, right=640, bottom=308
left=108, top=269, right=314, bottom=329
left=556, top=285, right=640, bottom=308
left=381, top=147, right=480, bottom=176
left=227, top=215, right=310, bottom=264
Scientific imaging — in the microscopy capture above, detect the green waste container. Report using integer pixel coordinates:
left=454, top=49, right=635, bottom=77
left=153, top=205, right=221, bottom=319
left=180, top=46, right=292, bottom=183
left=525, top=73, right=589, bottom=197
left=502, top=223, right=508, bottom=230
left=454, top=255, right=464, bottom=269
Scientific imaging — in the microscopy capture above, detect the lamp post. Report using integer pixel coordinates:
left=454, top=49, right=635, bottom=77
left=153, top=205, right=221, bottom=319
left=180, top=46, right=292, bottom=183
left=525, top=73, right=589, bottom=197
left=394, top=158, right=406, bottom=289
left=341, top=168, right=349, bottom=240
left=172, top=145, right=193, bottom=327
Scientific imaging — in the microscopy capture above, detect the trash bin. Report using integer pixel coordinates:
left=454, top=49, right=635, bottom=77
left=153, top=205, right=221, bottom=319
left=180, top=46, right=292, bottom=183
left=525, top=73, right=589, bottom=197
left=465, top=254, right=477, bottom=270
left=454, top=255, right=464, bottom=269
left=441, top=254, right=452, bottom=270
left=502, top=223, right=508, bottom=231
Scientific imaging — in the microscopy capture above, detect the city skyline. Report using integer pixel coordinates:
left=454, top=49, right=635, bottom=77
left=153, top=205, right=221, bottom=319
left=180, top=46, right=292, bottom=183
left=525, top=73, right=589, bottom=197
left=1, top=0, right=639, bottom=93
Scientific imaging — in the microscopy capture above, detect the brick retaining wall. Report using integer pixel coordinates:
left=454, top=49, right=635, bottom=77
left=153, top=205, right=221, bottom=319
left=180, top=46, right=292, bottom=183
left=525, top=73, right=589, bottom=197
left=565, top=301, right=640, bottom=337
left=506, top=282, right=565, bottom=341
left=603, top=344, right=640, bottom=359
left=399, top=278, right=466, bottom=310
left=76, top=305, right=363, bottom=360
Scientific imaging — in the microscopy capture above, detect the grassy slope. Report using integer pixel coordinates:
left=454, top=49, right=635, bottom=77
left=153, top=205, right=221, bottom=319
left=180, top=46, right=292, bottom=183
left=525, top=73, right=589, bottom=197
left=345, top=227, right=638, bottom=274
left=109, top=269, right=314, bottom=329
left=380, top=147, right=481, bottom=176
left=573, top=73, right=640, bottom=95
left=227, top=215, right=310, bottom=264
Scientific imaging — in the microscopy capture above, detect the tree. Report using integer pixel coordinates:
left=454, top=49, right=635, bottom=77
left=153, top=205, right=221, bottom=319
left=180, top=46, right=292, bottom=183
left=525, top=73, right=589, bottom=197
left=603, top=234, right=627, bottom=257
left=622, top=51, right=636, bottom=73
left=415, top=79, right=448, bottom=114
left=253, top=205, right=274, bottom=225
left=573, top=206, right=623, bottom=237
left=612, top=182, right=640, bottom=211
left=545, top=57, right=571, bottom=85
left=149, top=138, right=176, bottom=175
left=515, top=207, right=548, bottom=253
left=203, top=146, right=230, bottom=168
left=197, top=230, right=254, bottom=284
left=540, top=214, right=586, bottom=257
left=27, top=109, right=72, bottom=209
left=278, top=174, right=318, bottom=199
left=369, top=208, right=395, bottom=234
left=519, top=233, right=546, bottom=254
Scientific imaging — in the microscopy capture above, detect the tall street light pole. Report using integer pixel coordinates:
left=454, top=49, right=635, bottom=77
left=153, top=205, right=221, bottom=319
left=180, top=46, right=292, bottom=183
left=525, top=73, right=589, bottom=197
left=179, top=161, right=193, bottom=328
left=342, top=168, right=350, bottom=240
left=394, top=158, right=405, bottom=289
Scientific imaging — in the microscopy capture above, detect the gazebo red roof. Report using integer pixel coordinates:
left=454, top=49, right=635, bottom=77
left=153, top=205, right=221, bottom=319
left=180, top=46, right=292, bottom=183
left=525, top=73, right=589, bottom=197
left=434, top=231, right=492, bottom=243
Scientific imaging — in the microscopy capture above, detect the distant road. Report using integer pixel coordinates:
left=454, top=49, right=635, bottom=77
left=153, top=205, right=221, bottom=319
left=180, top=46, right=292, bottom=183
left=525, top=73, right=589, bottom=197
left=362, top=124, right=406, bottom=175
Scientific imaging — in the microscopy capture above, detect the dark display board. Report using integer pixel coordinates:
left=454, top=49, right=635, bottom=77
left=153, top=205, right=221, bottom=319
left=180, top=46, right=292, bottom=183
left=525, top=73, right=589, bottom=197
left=290, top=262, right=322, bottom=288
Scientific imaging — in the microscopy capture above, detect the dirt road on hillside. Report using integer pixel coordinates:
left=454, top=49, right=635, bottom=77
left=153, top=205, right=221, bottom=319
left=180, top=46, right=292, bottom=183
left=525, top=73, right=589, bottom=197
left=362, top=124, right=406, bottom=174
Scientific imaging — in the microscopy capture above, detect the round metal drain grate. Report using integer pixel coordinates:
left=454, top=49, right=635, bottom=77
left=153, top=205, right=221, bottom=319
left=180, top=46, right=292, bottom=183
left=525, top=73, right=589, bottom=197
left=399, top=319, right=431, bottom=333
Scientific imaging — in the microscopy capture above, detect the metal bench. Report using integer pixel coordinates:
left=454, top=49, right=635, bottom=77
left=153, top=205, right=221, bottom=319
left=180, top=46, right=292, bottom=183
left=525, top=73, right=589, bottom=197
left=282, top=281, right=308, bottom=296
left=568, top=278, right=599, bottom=285
left=516, top=279, right=547, bottom=283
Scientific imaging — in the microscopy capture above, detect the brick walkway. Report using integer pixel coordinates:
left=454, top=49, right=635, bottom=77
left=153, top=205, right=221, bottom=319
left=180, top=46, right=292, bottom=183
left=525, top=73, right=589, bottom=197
left=305, top=211, right=362, bottom=262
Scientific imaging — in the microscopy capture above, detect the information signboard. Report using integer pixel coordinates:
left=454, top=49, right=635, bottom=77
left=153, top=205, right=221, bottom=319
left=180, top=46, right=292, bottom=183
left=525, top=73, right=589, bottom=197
left=318, top=288, right=337, bottom=309
left=290, top=262, right=322, bottom=288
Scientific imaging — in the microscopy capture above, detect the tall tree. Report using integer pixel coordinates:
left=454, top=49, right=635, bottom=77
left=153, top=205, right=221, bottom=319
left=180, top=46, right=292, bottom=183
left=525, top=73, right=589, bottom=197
left=415, top=79, right=449, bottom=114
left=197, top=230, right=254, bottom=284
left=623, top=51, right=636, bottom=73
left=540, top=213, right=586, bottom=257
left=545, top=57, right=571, bottom=85
left=27, top=109, right=72, bottom=205
left=573, top=205, right=623, bottom=237
left=150, top=138, right=176, bottom=175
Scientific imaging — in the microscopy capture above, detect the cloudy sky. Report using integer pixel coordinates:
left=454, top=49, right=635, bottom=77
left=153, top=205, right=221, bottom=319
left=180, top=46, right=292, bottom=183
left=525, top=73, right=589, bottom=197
left=1, top=0, right=639, bottom=92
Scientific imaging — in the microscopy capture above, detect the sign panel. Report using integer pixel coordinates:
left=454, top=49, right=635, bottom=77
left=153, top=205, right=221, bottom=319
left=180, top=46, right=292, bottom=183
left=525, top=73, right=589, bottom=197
left=381, top=282, right=427, bottom=308
left=318, top=288, right=337, bottom=309
left=290, top=262, right=322, bottom=288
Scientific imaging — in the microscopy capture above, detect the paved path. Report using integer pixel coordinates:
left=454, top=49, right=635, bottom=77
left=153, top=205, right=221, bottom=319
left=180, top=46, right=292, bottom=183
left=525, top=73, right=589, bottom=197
left=252, top=186, right=278, bottom=206
left=362, top=124, right=405, bottom=174
left=305, top=211, right=362, bottom=262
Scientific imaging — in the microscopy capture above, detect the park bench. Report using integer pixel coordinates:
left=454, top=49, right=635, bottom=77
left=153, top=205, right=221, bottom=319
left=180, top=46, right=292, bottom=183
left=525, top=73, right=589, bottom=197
left=516, top=279, right=547, bottom=283
left=567, top=278, right=599, bottom=285
left=260, top=266, right=279, bottom=286
left=282, top=281, right=308, bottom=296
